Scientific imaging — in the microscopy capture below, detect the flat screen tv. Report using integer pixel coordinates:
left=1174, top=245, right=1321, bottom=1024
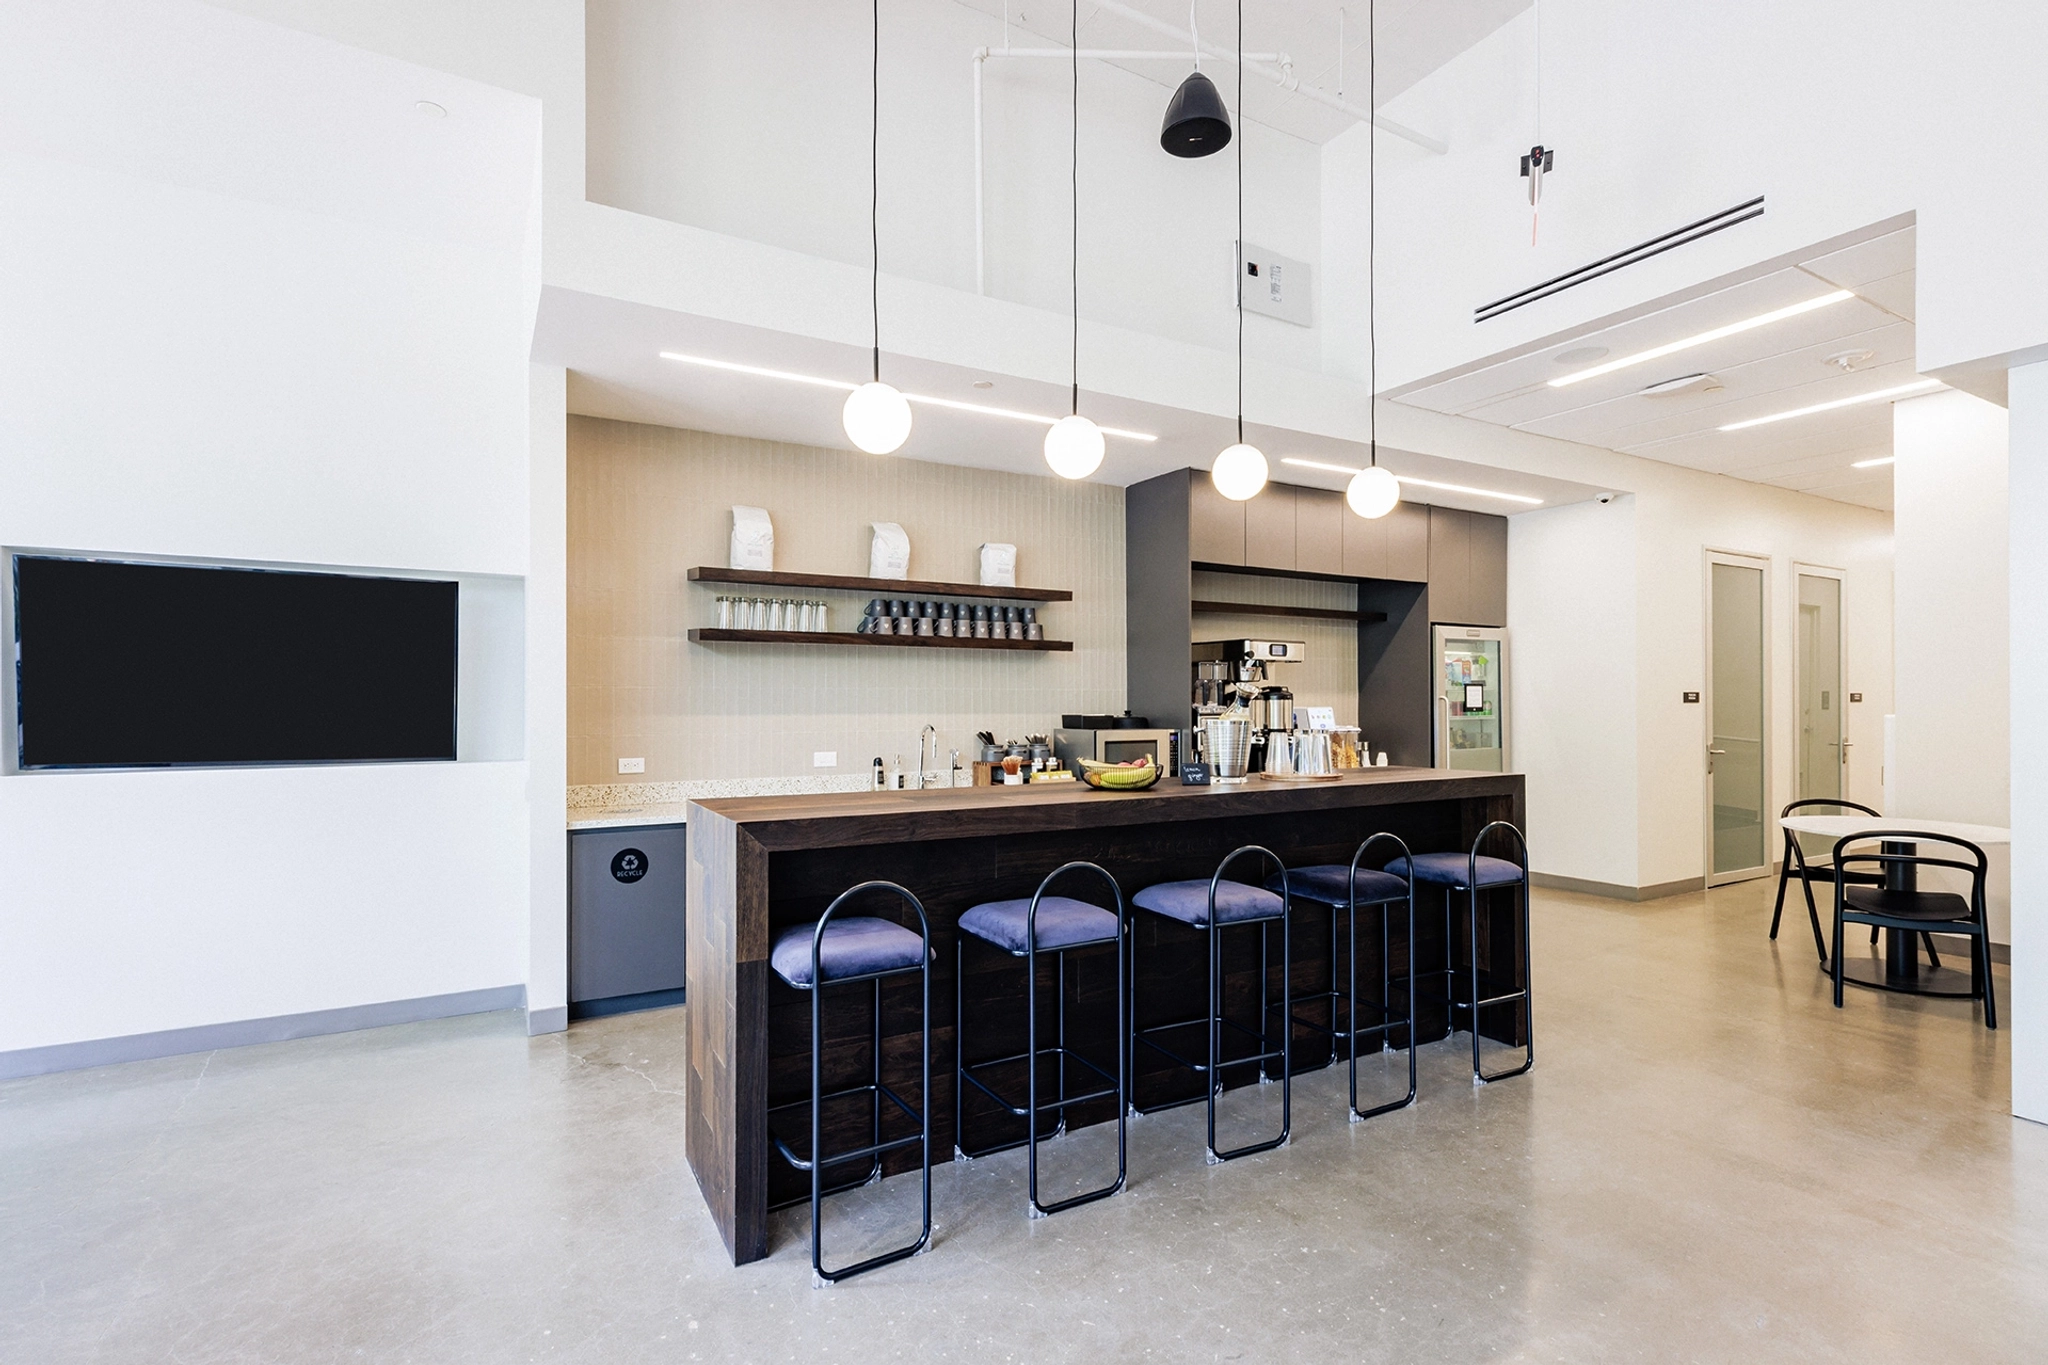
left=12, top=555, right=459, bottom=769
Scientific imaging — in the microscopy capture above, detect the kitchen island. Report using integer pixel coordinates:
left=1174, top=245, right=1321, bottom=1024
left=685, top=767, right=1525, bottom=1264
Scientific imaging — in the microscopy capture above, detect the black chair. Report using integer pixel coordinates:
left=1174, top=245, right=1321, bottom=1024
left=1771, top=799, right=1941, bottom=967
left=1266, top=834, right=1418, bottom=1123
left=1386, top=822, right=1533, bottom=1085
left=767, top=880, right=932, bottom=1284
left=955, top=861, right=1127, bottom=1218
left=1130, top=845, right=1291, bottom=1163
left=1830, top=831, right=1997, bottom=1029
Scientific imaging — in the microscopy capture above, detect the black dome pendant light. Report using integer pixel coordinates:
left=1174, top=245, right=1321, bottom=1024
left=1160, top=1, right=1231, bottom=157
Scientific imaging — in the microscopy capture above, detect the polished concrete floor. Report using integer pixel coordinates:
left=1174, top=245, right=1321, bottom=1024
left=4, top=880, right=2041, bottom=1363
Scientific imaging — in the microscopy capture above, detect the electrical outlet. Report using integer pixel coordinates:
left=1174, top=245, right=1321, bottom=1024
left=618, top=757, right=645, bottom=774
left=813, top=751, right=838, bottom=768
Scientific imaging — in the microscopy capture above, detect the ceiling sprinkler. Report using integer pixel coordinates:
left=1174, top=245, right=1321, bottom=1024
left=1521, top=144, right=1554, bottom=245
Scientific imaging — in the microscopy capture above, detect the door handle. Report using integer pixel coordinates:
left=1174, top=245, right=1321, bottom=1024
left=1707, top=748, right=1728, bottom=755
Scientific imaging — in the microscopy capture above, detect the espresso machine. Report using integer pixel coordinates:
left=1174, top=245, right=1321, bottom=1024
left=1190, top=639, right=1305, bottom=773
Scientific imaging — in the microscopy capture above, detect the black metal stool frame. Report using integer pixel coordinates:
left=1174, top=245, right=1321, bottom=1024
left=1441, top=822, right=1534, bottom=1084
left=1286, top=833, right=1418, bottom=1123
left=1130, top=845, right=1292, bottom=1163
left=954, top=861, right=1128, bottom=1217
left=765, top=880, right=932, bottom=1285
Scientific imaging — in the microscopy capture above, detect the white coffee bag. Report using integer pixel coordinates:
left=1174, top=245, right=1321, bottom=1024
left=729, top=506, right=774, bottom=571
left=870, top=522, right=910, bottom=579
left=979, top=542, right=1017, bottom=588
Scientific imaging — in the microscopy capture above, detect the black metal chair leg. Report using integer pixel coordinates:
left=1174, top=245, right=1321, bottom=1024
left=1769, top=841, right=1793, bottom=940
left=1798, top=873, right=1829, bottom=965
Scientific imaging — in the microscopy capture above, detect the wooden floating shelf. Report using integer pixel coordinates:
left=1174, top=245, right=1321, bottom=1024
left=1191, top=599, right=1390, bottom=624
left=688, top=629, right=1073, bottom=653
left=687, top=567, right=1072, bottom=603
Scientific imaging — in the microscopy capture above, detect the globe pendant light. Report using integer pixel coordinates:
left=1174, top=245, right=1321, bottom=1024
left=1160, top=3, right=1231, bottom=157
left=842, top=0, right=910, bottom=456
left=1046, top=0, right=1105, bottom=480
left=1211, top=1, right=1265, bottom=503
left=1347, top=0, right=1400, bottom=520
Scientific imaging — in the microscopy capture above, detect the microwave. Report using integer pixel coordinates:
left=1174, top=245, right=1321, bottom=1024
left=1053, top=727, right=1179, bottom=772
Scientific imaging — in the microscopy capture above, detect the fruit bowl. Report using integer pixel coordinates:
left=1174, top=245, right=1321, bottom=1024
left=1078, top=758, right=1162, bottom=792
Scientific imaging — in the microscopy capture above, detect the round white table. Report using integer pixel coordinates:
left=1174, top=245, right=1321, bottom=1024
left=1778, top=815, right=2009, bottom=997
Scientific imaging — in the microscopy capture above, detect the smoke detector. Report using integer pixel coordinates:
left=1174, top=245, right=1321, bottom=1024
left=1822, top=348, right=1876, bottom=372
left=1638, top=372, right=1724, bottom=396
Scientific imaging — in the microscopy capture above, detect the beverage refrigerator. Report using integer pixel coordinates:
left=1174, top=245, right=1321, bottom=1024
left=1433, top=625, right=1509, bottom=771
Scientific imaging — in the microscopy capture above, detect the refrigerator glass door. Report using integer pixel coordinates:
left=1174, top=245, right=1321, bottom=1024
left=1435, top=626, right=1508, bottom=771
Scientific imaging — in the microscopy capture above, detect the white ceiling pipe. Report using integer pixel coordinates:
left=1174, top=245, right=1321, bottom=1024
left=1086, top=0, right=1448, bottom=155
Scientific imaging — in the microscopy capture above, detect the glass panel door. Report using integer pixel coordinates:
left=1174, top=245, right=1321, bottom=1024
left=1708, top=559, right=1768, bottom=883
left=1797, top=573, right=1843, bottom=803
left=1434, top=626, right=1508, bottom=772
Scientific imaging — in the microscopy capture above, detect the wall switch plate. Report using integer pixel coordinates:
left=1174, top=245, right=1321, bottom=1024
left=1849, top=692, right=1863, bottom=703
left=1682, top=692, right=1700, bottom=704
left=813, top=751, right=838, bottom=768
left=1239, top=241, right=1313, bottom=327
left=618, top=757, right=645, bottom=774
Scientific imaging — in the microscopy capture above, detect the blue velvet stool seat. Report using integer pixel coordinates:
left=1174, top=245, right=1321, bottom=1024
left=1387, top=826, right=1533, bottom=1085
left=766, top=881, right=933, bottom=1284
left=1130, top=845, right=1293, bottom=1163
left=955, top=864, right=1127, bottom=1217
left=1266, top=835, right=1419, bottom=1123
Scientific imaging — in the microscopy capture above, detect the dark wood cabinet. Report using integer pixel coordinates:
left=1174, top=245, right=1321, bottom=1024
left=1426, top=505, right=1507, bottom=627
left=1387, top=501, right=1429, bottom=582
left=1188, top=472, right=1245, bottom=565
left=1244, top=484, right=1297, bottom=571
left=1340, top=494, right=1386, bottom=579
left=1294, top=487, right=1344, bottom=575
left=1469, top=512, right=1508, bottom=626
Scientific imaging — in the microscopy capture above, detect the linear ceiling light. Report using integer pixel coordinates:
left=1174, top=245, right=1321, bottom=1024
left=1548, top=289, right=1856, bottom=388
left=1717, top=379, right=1941, bottom=432
left=658, top=352, right=1157, bottom=442
left=1850, top=455, right=1896, bottom=468
left=1280, top=457, right=1545, bottom=505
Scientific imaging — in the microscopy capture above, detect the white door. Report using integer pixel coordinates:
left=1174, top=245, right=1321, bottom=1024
left=1795, top=568, right=1847, bottom=803
left=1705, top=553, right=1770, bottom=886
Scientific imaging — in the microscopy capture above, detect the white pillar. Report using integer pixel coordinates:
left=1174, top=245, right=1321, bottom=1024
left=526, top=363, right=570, bottom=1035
left=2010, top=359, right=2048, bottom=1122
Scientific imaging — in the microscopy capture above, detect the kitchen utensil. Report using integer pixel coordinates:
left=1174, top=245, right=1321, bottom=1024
left=1265, top=732, right=1295, bottom=775
left=1202, top=717, right=1252, bottom=783
left=1295, top=730, right=1335, bottom=776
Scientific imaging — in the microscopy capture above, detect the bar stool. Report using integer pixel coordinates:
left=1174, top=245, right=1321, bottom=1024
left=766, top=880, right=932, bottom=1284
left=1267, top=833, right=1418, bottom=1122
left=1130, top=845, right=1291, bottom=1163
left=1386, top=822, right=1532, bottom=1085
left=954, top=861, right=1127, bottom=1217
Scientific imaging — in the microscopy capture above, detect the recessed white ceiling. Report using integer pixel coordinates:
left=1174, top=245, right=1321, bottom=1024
left=1390, top=223, right=1918, bottom=511
left=537, top=287, right=1607, bottom=515
left=950, top=0, right=1529, bottom=145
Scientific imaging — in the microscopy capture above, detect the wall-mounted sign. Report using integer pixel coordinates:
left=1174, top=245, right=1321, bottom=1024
left=611, top=848, right=649, bottom=884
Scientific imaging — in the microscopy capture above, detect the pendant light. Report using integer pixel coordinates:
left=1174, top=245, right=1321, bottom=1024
left=1211, top=0, right=1265, bottom=503
left=1345, top=0, right=1399, bottom=520
left=842, top=0, right=911, bottom=455
left=1160, top=2, right=1232, bottom=158
left=1045, top=0, right=1105, bottom=480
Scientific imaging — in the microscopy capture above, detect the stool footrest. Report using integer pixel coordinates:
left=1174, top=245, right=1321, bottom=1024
left=768, top=1081, right=925, bottom=1172
left=1450, top=988, right=1530, bottom=1011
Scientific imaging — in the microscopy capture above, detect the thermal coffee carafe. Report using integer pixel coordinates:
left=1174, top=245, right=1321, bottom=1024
left=1189, top=639, right=1306, bottom=773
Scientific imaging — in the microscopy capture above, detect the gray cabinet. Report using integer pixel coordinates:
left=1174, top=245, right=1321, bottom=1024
left=570, top=824, right=688, bottom=1011
left=1427, top=506, right=1507, bottom=627
left=1188, top=472, right=1245, bottom=565
left=1294, top=487, right=1345, bottom=575
left=1244, top=484, right=1297, bottom=571
left=1343, top=498, right=1429, bottom=582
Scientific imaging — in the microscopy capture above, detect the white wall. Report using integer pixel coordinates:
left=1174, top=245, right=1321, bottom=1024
left=1893, top=390, right=2010, bottom=939
left=1508, top=496, right=1639, bottom=888
left=583, top=0, right=1326, bottom=369
left=0, top=2, right=543, bottom=1058
left=2010, top=361, right=2048, bottom=1123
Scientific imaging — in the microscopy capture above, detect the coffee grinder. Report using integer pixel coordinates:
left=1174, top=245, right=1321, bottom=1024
left=1190, top=639, right=1305, bottom=773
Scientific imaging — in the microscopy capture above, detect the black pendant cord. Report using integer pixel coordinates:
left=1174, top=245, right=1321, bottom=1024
left=1367, top=0, right=1376, bottom=468
left=871, top=0, right=881, bottom=384
left=1235, top=0, right=1244, bottom=447
left=1071, top=0, right=1079, bottom=416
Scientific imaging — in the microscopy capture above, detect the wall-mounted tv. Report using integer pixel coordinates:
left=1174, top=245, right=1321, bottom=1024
left=12, top=555, right=459, bottom=769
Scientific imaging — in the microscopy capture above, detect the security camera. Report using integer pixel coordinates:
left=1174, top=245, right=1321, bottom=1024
left=1597, top=492, right=1615, bottom=504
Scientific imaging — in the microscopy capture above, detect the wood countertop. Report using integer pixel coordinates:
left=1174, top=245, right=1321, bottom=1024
left=688, top=767, right=1519, bottom=850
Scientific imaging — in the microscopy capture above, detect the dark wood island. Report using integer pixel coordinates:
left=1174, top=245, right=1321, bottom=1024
left=684, top=767, right=1526, bottom=1264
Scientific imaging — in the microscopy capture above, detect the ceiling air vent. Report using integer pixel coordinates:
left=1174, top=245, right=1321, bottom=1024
left=1475, top=196, right=1765, bottom=323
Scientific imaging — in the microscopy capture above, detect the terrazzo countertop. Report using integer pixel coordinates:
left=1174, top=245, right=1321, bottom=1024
left=566, top=776, right=875, bottom=830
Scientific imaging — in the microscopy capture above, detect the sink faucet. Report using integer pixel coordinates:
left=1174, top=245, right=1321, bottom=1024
left=918, top=725, right=937, bottom=789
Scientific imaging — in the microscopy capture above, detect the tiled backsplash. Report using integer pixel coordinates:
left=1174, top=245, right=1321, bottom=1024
left=568, top=418, right=1127, bottom=786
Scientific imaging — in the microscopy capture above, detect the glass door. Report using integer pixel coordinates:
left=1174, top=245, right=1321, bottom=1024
left=1434, top=626, right=1508, bottom=772
left=1706, top=556, right=1769, bottom=884
left=1796, top=571, right=1844, bottom=802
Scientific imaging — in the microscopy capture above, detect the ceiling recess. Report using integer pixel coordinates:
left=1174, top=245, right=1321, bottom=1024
left=1475, top=196, right=1766, bottom=323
